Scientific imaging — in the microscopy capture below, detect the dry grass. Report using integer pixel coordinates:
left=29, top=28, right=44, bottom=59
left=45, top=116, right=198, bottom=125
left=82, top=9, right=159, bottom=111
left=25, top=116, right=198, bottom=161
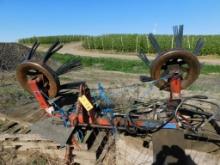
left=0, top=144, right=62, bottom=165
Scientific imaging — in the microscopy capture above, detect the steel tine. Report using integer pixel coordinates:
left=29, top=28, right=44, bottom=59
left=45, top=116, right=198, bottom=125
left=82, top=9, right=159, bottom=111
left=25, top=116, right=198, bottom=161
left=148, top=33, right=161, bottom=54
left=173, top=25, right=184, bottom=48
left=56, top=60, right=81, bottom=75
left=26, top=41, right=38, bottom=60
left=49, top=44, right=63, bottom=55
left=43, top=41, right=60, bottom=63
left=178, top=25, right=184, bottom=48
left=193, top=38, right=204, bottom=55
left=137, top=51, right=150, bottom=66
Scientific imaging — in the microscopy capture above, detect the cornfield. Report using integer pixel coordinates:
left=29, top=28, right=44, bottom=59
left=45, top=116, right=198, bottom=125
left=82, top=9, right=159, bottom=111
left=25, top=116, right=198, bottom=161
left=18, top=35, right=87, bottom=44
left=82, top=34, right=220, bottom=55
left=19, top=34, right=220, bottom=55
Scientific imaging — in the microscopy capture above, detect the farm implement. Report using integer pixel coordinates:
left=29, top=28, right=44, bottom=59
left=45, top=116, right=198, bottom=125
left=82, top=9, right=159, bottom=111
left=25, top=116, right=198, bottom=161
left=15, top=25, right=220, bottom=164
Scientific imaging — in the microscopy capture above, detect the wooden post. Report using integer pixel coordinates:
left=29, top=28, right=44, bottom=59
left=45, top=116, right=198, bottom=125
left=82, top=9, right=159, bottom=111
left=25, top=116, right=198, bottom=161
left=87, top=37, right=91, bottom=49
left=192, top=37, right=194, bottom=47
left=136, top=35, right=139, bottom=53
left=187, top=35, right=191, bottom=49
left=93, top=37, right=96, bottom=51
left=101, top=37, right=104, bottom=51
left=171, top=35, right=174, bottom=48
left=112, top=39, right=114, bottom=53
left=146, top=35, right=150, bottom=54
left=121, top=36, right=124, bottom=52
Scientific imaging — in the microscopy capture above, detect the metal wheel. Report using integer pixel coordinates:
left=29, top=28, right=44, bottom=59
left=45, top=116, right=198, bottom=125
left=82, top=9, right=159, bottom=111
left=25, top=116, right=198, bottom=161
left=138, top=25, right=204, bottom=91
left=150, top=49, right=200, bottom=90
left=16, top=61, right=60, bottom=97
left=16, top=41, right=81, bottom=98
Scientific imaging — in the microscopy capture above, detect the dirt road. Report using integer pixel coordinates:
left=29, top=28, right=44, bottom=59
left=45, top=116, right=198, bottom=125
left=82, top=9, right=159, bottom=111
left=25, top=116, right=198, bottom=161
left=42, top=42, right=220, bottom=65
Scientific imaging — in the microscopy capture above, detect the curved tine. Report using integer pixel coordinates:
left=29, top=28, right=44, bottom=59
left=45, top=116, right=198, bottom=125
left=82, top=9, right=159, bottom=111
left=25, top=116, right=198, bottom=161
left=43, top=41, right=60, bottom=63
left=47, top=40, right=60, bottom=54
left=32, top=42, right=40, bottom=55
left=173, top=25, right=178, bottom=37
left=173, top=25, right=178, bottom=48
left=60, top=81, right=85, bottom=90
left=193, top=38, right=204, bottom=56
left=56, top=60, right=81, bottom=76
left=137, top=51, right=149, bottom=66
left=27, top=42, right=40, bottom=60
left=49, top=44, right=63, bottom=55
left=173, top=25, right=184, bottom=48
left=26, top=41, right=38, bottom=60
left=43, top=44, right=63, bottom=64
left=139, top=75, right=152, bottom=82
left=179, top=25, right=184, bottom=36
left=148, top=33, right=161, bottom=54
left=178, top=25, right=184, bottom=48
left=173, top=25, right=180, bottom=48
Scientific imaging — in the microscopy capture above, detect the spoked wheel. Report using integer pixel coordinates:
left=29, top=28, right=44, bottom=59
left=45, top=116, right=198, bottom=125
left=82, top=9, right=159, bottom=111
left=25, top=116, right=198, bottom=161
left=138, top=25, right=204, bottom=91
left=16, top=61, right=60, bottom=97
left=150, top=49, right=201, bottom=90
left=16, top=41, right=82, bottom=98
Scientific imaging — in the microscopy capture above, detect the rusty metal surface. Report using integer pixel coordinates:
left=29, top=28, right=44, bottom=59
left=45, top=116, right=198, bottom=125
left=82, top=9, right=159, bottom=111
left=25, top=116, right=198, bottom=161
left=150, top=49, right=200, bottom=90
left=16, top=61, right=60, bottom=97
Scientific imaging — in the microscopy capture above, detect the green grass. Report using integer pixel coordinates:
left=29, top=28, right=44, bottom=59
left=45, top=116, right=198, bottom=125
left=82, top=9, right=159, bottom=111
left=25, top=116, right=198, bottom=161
left=53, top=53, right=149, bottom=74
left=53, top=53, right=220, bottom=74
left=201, top=65, right=220, bottom=74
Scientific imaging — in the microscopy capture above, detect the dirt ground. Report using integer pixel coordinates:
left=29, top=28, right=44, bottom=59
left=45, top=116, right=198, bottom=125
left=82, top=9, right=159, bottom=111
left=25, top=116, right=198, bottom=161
left=1, top=63, right=220, bottom=164
left=1, top=68, right=220, bottom=123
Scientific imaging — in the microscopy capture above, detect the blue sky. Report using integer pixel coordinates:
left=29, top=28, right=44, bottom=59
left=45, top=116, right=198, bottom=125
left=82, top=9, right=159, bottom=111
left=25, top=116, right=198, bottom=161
left=0, top=0, right=219, bottom=42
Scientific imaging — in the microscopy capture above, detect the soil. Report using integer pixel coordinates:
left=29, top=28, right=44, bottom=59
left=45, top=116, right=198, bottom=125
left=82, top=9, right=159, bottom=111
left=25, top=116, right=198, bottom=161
left=1, top=68, right=220, bottom=128
left=1, top=44, right=220, bottom=164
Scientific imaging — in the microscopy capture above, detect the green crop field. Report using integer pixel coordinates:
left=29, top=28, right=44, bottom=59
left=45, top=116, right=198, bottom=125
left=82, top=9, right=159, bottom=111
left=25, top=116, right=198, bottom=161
left=82, top=34, right=220, bottom=55
left=19, top=34, right=220, bottom=55
left=18, top=35, right=88, bottom=44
